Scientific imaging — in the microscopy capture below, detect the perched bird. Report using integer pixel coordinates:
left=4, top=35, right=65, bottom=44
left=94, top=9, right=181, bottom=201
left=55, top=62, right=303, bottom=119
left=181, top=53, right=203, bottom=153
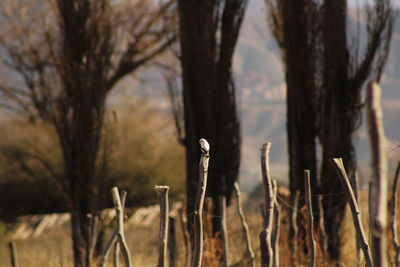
left=199, top=138, right=210, bottom=154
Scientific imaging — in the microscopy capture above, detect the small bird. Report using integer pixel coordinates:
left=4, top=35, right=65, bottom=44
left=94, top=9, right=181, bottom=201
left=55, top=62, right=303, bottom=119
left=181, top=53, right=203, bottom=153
left=199, top=138, right=210, bottom=154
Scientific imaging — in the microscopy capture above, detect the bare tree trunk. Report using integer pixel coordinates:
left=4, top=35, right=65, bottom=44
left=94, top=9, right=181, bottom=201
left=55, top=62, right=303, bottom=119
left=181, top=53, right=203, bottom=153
left=317, top=195, right=327, bottom=264
left=366, top=81, right=388, bottom=267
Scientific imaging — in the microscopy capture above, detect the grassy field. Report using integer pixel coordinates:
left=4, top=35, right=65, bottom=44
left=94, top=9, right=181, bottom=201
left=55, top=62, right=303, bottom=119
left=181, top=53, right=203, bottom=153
left=0, top=188, right=398, bottom=266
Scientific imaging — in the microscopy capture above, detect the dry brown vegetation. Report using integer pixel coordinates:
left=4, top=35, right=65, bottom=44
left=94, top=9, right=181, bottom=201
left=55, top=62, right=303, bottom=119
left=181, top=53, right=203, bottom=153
left=2, top=187, right=400, bottom=267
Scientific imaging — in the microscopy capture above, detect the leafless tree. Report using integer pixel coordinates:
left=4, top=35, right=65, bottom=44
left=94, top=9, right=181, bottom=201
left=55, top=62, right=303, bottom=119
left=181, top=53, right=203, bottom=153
left=265, top=0, right=393, bottom=259
left=0, top=1, right=176, bottom=266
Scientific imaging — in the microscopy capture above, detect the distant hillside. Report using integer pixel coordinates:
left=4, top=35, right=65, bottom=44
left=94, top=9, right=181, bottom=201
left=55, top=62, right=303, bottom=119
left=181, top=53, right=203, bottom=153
left=234, top=7, right=400, bottom=187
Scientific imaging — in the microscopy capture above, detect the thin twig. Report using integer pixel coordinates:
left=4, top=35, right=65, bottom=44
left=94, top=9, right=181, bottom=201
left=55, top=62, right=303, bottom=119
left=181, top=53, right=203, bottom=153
left=192, top=138, right=210, bottom=267
left=331, top=158, right=373, bottom=267
left=391, top=162, right=400, bottom=267
left=234, top=182, right=255, bottom=267
left=304, top=170, right=316, bottom=267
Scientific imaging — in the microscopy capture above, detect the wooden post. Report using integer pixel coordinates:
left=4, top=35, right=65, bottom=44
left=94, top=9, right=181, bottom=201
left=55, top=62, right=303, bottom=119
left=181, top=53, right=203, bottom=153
left=99, top=188, right=131, bottom=267
left=259, top=142, right=274, bottom=267
left=155, top=185, right=170, bottom=267
left=331, top=158, right=373, bottom=267
left=178, top=207, right=191, bottom=267
left=366, top=81, right=388, bottom=267
left=304, top=170, right=316, bottom=267
left=8, top=241, right=18, bottom=267
left=317, top=195, right=328, bottom=264
left=192, top=138, right=210, bottom=267
left=234, top=182, right=255, bottom=267
left=351, top=172, right=362, bottom=265
left=219, top=196, right=229, bottom=267
left=168, top=216, right=177, bottom=267
left=290, top=190, right=300, bottom=267
left=113, top=242, right=120, bottom=267
left=271, top=180, right=281, bottom=267
left=391, top=162, right=400, bottom=267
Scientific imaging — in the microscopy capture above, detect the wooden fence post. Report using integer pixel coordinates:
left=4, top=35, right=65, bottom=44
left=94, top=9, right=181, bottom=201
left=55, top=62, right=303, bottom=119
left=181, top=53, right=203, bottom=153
left=331, top=158, right=373, bottom=267
left=304, top=170, right=316, bottom=267
left=99, top=188, right=131, bottom=267
left=259, top=142, right=274, bottom=267
left=219, top=196, right=229, bottom=267
left=192, top=138, right=210, bottom=267
left=234, top=182, right=256, bottom=267
left=391, top=162, right=400, bottom=267
left=366, top=81, right=388, bottom=267
left=271, top=180, right=281, bottom=267
left=155, top=185, right=170, bottom=267
left=178, top=207, right=191, bottom=267
left=351, top=172, right=362, bottom=265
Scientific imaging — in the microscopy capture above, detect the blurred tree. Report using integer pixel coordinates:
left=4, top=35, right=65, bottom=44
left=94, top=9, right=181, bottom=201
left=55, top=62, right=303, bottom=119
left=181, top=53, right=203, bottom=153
left=177, top=0, right=248, bottom=241
left=0, top=98, right=185, bottom=219
left=266, top=0, right=393, bottom=259
left=0, top=0, right=176, bottom=266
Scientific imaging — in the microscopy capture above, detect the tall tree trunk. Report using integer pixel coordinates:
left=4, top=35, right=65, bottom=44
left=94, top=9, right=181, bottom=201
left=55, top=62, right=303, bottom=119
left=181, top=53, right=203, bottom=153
left=177, top=0, right=246, bottom=243
left=320, top=0, right=353, bottom=259
left=281, top=0, right=318, bottom=221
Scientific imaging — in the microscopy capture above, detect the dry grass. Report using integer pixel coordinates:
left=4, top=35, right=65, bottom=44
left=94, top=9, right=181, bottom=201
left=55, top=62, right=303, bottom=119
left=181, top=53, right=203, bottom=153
left=1, top=189, right=399, bottom=266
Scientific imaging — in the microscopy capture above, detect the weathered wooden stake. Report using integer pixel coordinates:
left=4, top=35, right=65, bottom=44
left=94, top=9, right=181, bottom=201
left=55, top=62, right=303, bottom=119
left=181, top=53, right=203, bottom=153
left=234, top=182, right=255, bottom=267
left=271, top=180, right=281, bottom=267
left=304, top=170, right=316, bottom=267
left=219, top=196, right=229, bottom=267
left=317, top=195, right=328, bottom=264
left=331, top=158, right=373, bottom=267
left=259, top=142, right=274, bottom=267
left=99, top=188, right=131, bottom=267
left=366, top=81, right=388, bottom=267
left=178, top=208, right=191, bottom=267
left=155, top=185, right=170, bottom=267
left=290, top=190, right=300, bottom=267
left=391, top=162, right=400, bottom=267
left=351, top=172, right=362, bottom=265
left=192, top=138, right=210, bottom=267
left=8, top=241, right=18, bottom=267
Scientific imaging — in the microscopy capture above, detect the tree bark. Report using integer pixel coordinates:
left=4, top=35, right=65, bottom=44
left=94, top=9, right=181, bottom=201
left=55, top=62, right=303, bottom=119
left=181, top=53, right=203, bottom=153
left=320, top=0, right=351, bottom=259
left=177, top=0, right=247, bottom=241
